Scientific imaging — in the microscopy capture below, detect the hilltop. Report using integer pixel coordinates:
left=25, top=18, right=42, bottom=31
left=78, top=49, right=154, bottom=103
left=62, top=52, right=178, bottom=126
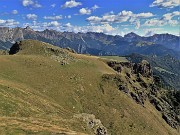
left=0, top=40, right=179, bottom=135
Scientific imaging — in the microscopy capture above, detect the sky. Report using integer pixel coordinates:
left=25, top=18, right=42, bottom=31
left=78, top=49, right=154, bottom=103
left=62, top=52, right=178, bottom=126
left=0, top=0, right=179, bottom=36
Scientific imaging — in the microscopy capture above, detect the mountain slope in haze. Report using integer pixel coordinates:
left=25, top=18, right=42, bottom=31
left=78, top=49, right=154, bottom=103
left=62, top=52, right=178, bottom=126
left=0, top=27, right=179, bottom=59
left=0, top=40, right=179, bottom=135
left=124, top=32, right=180, bottom=51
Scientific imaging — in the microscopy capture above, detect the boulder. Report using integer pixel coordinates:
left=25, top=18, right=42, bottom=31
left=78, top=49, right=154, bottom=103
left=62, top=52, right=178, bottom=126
left=9, top=41, right=21, bottom=54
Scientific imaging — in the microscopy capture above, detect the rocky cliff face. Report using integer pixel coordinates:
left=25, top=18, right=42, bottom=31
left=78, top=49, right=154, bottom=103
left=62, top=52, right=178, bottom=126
left=127, top=53, right=180, bottom=90
left=105, top=60, right=180, bottom=130
left=132, top=60, right=152, bottom=77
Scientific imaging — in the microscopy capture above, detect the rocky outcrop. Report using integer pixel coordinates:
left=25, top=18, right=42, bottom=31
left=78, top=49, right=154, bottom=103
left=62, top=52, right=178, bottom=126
left=149, top=92, right=180, bottom=129
left=108, top=61, right=123, bottom=73
left=105, top=60, right=180, bottom=130
left=74, top=113, right=108, bottom=135
left=9, top=41, right=22, bottom=55
left=133, top=60, right=152, bottom=77
left=102, top=74, right=148, bottom=106
left=107, top=61, right=133, bottom=73
left=108, top=60, right=152, bottom=77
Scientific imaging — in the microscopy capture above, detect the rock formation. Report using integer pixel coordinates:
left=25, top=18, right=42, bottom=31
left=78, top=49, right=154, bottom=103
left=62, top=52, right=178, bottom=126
left=105, top=60, right=180, bottom=129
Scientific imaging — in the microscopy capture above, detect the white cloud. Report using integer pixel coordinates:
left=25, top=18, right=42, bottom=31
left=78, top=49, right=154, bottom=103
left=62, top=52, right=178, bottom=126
left=23, top=21, right=61, bottom=31
left=103, top=11, right=114, bottom=16
left=22, top=0, right=33, bottom=6
left=129, top=13, right=154, bottom=29
left=135, top=20, right=140, bottom=29
left=79, top=8, right=91, bottom=15
left=100, top=24, right=115, bottom=33
left=26, top=14, right=38, bottom=20
left=101, top=14, right=116, bottom=23
left=23, top=21, right=120, bottom=35
left=144, top=28, right=163, bottom=36
left=86, top=16, right=102, bottom=23
left=61, top=0, right=82, bottom=8
left=65, top=23, right=72, bottom=27
left=12, top=10, right=18, bottom=15
left=87, top=10, right=154, bottom=29
left=0, top=19, right=19, bottom=27
left=144, top=19, right=166, bottom=26
left=51, top=4, right=56, bottom=8
left=150, top=0, right=179, bottom=8
left=22, top=0, right=42, bottom=8
left=110, top=11, right=114, bottom=14
left=44, top=15, right=62, bottom=20
left=145, top=30, right=156, bottom=37
left=144, top=11, right=179, bottom=26
left=119, top=10, right=133, bottom=17
left=168, top=20, right=178, bottom=25
left=0, top=20, right=5, bottom=24
left=135, top=12, right=154, bottom=18
left=47, top=21, right=60, bottom=27
left=67, top=15, right=72, bottom=19
left=89, top=24, right=115, bottom=33
left=87, top=10, right=154, bottom=24
left=65, top=15, right=72, bottom=19
left=62, top=23, right=120, bottom=35
left=162, top=11, right=180, bottom=20
left=92, top=5, right=100, bottom=10
left=79, top=5, right=99, bottom=15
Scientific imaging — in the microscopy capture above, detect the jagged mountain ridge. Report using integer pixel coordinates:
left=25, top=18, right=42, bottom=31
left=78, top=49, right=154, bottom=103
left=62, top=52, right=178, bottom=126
left=0, top=27, right=179, bottom=58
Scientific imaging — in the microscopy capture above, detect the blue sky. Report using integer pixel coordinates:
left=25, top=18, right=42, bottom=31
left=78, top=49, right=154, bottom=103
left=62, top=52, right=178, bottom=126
left=0, top=0, right=179, bottom=36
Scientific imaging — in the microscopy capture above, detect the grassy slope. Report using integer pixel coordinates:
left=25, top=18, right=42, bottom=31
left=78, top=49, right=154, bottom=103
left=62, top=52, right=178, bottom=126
left=0, top=40, right=178, bottom=135
left=99, top=56, right=129, bottom=62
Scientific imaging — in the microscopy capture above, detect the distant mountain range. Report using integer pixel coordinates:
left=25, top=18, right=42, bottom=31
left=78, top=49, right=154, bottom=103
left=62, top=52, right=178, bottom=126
left=0, top=27, right=179, bottom=58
